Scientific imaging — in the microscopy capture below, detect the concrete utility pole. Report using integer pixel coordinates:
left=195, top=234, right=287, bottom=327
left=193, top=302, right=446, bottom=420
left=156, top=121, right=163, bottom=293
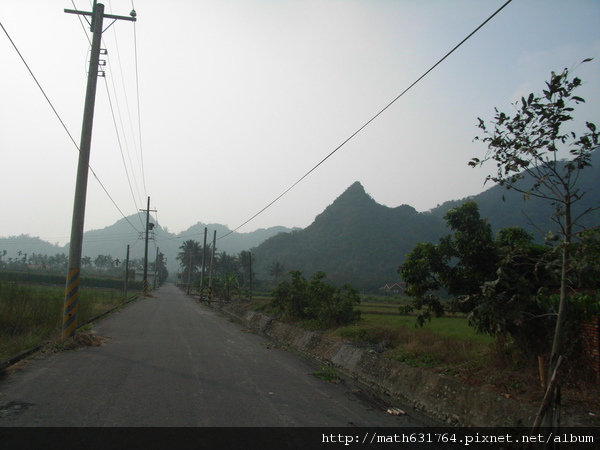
left=141, top=196, right=157, bottom=294
left=62, top=2, right=136, bottom=339
left=199, top=227, right=207, bottom=301
left=248, top=251, right=253, bottom=301
left=123, top=244, right=130, bottom=300
left=154, top=247, right=159, bottom=290
left=208, top=230, right=217, bottom=303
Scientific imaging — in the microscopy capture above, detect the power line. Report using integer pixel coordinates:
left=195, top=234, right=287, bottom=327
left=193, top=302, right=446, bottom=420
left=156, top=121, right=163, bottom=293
left=132, top=12, right=147, bottom=199
left=216, top=0, right=514, bottom=241
left=1, top=20, right=80, bottom=151
left=1, top=17, right=141, bottom=235
left=106, top=16, right=147, bottom=211
left=102, top=75, right=145, bottom=230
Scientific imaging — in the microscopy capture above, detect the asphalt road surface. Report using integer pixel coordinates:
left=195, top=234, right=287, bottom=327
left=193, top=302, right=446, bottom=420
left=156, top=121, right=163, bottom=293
left=0, top=284, right=426, bottom=428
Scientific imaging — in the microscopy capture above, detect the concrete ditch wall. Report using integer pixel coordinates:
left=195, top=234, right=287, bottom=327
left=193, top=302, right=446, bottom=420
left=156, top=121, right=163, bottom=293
left=220, top=303, right=551, bottom=427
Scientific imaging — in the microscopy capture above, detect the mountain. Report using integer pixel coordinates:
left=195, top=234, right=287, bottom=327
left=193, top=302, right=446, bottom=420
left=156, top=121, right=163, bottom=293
left=251, top=182, right=447, bottom=290
left=0, top=215, right=296, bottom=278
left=3, top=152, right=598, bottom=288
left=252, top=154, right=600, bottom=290
left=431, top=149, right=600, bottom=235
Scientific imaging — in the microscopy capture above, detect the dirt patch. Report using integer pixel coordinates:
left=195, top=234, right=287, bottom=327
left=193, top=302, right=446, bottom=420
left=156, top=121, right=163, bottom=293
left=439, top=358, right=600, bottom=426
left=36, top=331, right=109, bottom=357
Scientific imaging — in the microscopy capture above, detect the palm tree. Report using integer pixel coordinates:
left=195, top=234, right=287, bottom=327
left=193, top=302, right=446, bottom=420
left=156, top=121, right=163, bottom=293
left=237, top=251, right=254, bottom=287
left=177, top=240, right=203, bottom=293
left=269, top=261, right=285, bottom=285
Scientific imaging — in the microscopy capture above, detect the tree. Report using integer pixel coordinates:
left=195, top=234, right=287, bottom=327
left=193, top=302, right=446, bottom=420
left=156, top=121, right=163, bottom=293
left=237, top=251, right=253, bottom=287
left=268, top=261, right=285, bottom=285
left=270, top=270, right=361, bottom=326
left=399, top=204, right=564, bottom=352
left=216, top=252, right=238, bottom=279
left=177, top=240, right=202, bottom=293
left=399, top=202, right=498, bottom=325
left=475, top=227, right=557, bottom=354
left=217, top=272, right=240, bottom=301
left=470, top=61, right=599, bottom=382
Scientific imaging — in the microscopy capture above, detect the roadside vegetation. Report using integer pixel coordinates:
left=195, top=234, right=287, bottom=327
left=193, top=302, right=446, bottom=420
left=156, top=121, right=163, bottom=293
left=0, top=282, right=129, bottom=360
left=242, top=290, right=598, bottom=424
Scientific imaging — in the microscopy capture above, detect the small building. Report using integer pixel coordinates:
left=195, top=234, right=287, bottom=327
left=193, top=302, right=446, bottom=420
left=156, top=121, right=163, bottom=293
left=134, top=271, right=155, bottom=286
left=380, top=282, right=406, bottom=295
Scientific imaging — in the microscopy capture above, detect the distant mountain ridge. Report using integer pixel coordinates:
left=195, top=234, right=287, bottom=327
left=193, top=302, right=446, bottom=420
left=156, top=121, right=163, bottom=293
left=3, top=151, right=598, bottom=288
left=251, top=182, right=447, bottom=289
left=0, top=217, right=296, bottom=277
left=251, top=152, right=600, bottom=290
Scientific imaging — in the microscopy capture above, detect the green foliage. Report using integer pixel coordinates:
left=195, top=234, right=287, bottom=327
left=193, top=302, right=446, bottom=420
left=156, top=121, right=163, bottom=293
left=270, top=270, right=361, bottom=326
left=400, top=204, right=599, bottom=356
left=471, top=61, right=599, bottom=374
left=475, top=229, right=557, bottom=354
left=399, top=202, right=498, bottom=325
left=313, top=366, right=339, bottom=382
left=570, top=228, right=600, bottom=289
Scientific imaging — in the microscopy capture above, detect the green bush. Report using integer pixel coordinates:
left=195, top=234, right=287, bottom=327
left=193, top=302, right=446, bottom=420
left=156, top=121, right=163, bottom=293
left=270, top=270, right=360, bottom=326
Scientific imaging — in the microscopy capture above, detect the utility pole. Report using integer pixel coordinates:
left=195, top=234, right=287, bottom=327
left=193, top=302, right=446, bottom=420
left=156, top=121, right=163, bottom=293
left=140, top=196, right=157, bottom=295
left=208, top=230, right=216, bottom=304
left=186, top=249, right=193, bottom=295
left=248, top=251, right=253, bottom=301
left=123, top=244, right=130, bottom=301
left=154, top=246, right=159, bottom=290
left=199, top=227, right=207, bottom=301
left=62, top=2, right=136, bottom=339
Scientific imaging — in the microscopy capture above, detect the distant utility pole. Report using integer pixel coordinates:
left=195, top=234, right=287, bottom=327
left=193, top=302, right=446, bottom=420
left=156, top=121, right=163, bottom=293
left=140, top=196, right=157, bottom=294
left=62, top=2, right=136, bottom=339
left=248, top=251, right=253, bottom=301
left=208, top=230, right=217, bottom=304
left=200, top=227, right=207, bottom=301
left=153, top=247, right=159, bottom=290
left=123, top=244, right=130, bottom=301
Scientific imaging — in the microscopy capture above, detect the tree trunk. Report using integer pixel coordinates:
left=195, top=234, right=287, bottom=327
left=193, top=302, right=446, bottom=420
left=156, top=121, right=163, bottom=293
left=545, top=198, right=572, bottom=426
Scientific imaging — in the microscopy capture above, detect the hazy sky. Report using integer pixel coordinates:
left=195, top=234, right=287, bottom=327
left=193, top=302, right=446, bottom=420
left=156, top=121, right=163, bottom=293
left=1, top=0, right=599, bottom=246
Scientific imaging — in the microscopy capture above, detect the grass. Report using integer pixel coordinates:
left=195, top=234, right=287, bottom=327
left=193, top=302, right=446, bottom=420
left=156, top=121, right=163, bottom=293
left=313, top=366, right=339, bottom=383
left=330, top=314, right=493, bottom=369
left=249, top=295, right=598, bottom=422
left=0, top=281, right=128, bottom=360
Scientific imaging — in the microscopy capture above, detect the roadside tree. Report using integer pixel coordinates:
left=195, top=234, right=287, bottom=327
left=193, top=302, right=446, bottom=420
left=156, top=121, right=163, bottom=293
left=470, top=61, right=599, bottom=379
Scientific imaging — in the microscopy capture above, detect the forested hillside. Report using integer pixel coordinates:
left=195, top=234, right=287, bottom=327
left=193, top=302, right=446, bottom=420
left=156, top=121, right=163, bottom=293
left=252, top=151, right=599, bottom=291
left=252, top=182, right=447, bottom=290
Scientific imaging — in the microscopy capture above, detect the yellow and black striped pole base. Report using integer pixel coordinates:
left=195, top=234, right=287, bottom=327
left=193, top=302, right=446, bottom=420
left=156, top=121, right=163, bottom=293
left=199, top=286, right=204, bottom=302
left=62, top=267, right=80, bottom=339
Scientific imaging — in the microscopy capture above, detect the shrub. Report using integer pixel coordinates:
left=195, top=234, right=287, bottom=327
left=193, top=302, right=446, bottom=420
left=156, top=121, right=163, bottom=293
left=270, top=270, right=360, bottom=326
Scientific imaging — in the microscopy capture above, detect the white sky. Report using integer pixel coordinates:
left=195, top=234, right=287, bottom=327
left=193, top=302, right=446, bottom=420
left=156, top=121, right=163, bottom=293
left=1, top=0, right=599, bottom=245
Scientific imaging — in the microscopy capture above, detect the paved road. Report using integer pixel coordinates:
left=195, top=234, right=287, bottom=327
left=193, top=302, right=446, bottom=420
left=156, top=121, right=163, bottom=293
left=0, top=284, right=425, bottom=428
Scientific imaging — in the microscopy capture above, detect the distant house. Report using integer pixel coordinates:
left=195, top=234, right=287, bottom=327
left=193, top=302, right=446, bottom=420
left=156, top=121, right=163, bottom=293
left=134, top=270, right=155, bottom=286
left=380, top=282, right=406, bottom=294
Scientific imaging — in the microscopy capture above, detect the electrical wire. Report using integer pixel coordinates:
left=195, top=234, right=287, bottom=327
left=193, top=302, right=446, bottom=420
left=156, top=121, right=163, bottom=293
left=1, top=17, right=141, bottom=236
left=106, top=0, right=146, bottom=208
left=215, top=0, right=514, bottom=242
left=131, top=7, right=147, bottom=200
left=102, top=75, right=145, bottom=231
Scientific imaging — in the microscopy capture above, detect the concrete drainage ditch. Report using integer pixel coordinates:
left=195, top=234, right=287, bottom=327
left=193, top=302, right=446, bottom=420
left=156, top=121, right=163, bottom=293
left=217, top=302, right=575, bottom=428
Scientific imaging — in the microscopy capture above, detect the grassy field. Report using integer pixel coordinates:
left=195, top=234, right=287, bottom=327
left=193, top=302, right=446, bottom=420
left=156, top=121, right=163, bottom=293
left=331, top=298, right=494, bottom=370
left=250, top=294, right=494, bottom=369
left=0, top=281, right=129, bottom=360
